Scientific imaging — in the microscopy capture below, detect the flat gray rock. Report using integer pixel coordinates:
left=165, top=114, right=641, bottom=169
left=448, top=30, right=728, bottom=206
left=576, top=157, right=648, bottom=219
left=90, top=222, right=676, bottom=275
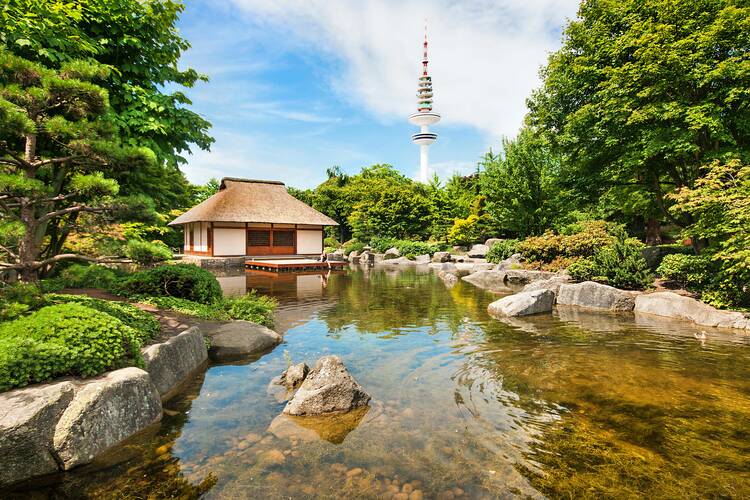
left=462, top=270, right=509, bottom=291
left=468, top=244, right=490, bottom=258
left=522, top=275, right=571, bottom=294
left=283, top=356, right=371, bottom=416
left=634, top=292, right=750, bottom=329
left=557, top=281, right=638, bottom=311
left=53, top=367, right=162, bottom=470
left=488, top=289, right=556, bottom=317
left=207, top=320, right=282, bottom=360
left=504, top=269, right=556, bottom=285
left=431, top=251, right=451, bottom=263
left=142, top=326, right=207, bottom=399
left=0, top=381, right=75, bottom=487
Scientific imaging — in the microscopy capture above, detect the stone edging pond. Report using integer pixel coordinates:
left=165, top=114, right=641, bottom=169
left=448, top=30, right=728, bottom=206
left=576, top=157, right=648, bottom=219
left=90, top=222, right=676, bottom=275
left=457, top=269, right=750, bottom=332
left=0, top=326, right=207, bottom=489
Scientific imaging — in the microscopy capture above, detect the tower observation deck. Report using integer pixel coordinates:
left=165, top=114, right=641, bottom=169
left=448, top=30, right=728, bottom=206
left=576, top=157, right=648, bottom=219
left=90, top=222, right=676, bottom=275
left=409, top=24, right=440, bottom=183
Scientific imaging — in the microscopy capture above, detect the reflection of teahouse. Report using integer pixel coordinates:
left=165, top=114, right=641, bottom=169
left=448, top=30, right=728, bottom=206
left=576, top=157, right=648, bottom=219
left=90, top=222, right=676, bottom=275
left=169, top=178, right=338, bottom=258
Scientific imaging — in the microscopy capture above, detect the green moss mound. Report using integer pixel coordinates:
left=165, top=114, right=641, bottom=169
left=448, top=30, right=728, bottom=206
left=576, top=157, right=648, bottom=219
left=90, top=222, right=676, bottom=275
left=0, top=303, right=142, bottom=391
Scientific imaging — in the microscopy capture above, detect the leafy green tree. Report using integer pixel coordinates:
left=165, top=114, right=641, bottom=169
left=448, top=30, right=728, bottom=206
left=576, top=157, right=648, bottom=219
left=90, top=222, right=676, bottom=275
left=528, top=0, right=750, bottom=233
left=0, top=51, right=153, bottom=279
left=0, top=0, right=213, bottom=210
left=349, top=182, right=433, bottom=241
left=191, top=178, right=220, bottom=205
left=479, top=128, right=562, bottom=237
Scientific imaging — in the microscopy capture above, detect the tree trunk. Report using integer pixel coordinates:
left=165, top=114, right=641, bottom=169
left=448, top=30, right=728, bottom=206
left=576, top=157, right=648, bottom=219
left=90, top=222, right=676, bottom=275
left=19, top=133, right=40, bottom=281
left=645, top=217, right=662, bottom=245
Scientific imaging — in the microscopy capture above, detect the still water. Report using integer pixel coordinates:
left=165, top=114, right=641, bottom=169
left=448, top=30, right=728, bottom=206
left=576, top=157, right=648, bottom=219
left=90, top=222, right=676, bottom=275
left=24, top=267, right=750, bottom=498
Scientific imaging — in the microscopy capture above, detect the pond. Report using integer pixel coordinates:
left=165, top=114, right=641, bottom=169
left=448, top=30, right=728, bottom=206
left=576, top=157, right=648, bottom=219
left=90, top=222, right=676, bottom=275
left=20, top=267, right=750, bottom=498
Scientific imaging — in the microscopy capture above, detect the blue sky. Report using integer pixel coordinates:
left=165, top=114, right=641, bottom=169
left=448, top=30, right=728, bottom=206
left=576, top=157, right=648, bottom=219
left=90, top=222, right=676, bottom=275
left=176, top=0, right=579, bottom=189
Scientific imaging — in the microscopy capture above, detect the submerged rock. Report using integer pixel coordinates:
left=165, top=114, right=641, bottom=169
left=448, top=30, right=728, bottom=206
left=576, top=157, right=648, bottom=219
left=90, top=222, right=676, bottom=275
left=438, top=271, right=459, bottom=288
left=0, top=381, right=75, bottom=488
left=634, top=292, right=750, bottom=329
left=268, top=405, right=369, bottom=444
left=53, top=367, right=162, bottom=470
left=487, top=289, right=556, bottom=317
left=207, top=320, right=282, bottom=360
left=557, top=281, right=638, bottom=311
left=283, top=356, right=371, bottom=416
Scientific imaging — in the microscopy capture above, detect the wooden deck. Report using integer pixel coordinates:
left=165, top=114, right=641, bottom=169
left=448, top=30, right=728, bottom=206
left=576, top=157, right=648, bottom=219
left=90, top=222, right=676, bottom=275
left=245, top=258, right=347, bottom=272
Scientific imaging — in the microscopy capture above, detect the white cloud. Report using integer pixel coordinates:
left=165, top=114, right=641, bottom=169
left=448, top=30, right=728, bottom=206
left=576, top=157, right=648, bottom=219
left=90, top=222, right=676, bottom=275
left=229, top=0, right=579, bottom=140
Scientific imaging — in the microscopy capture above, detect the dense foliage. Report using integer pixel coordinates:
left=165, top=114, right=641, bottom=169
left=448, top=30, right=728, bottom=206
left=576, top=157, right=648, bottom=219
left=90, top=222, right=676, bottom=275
left=124, top=240, right=173, bottom=265
left=136, top=292, right=277, bottom=327
left=485, top=240, right=518, bottom=263
left=0, top=303, right=142, bottom=390
left=117, top=264, right=222, bottom=304
left=568, top=233, right=653, bottom=290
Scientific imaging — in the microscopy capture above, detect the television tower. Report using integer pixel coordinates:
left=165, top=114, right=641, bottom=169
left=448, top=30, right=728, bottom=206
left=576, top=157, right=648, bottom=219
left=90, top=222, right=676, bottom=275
left=409, top=23, right=440, bottom=183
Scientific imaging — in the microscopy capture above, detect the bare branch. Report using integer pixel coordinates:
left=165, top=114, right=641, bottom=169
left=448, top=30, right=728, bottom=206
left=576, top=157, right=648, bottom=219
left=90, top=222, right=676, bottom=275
left=0, top=244, right=18, bottom=259
left=32, top=156, right=78, bottom=168
left=37, top=205, right=105, bottom=224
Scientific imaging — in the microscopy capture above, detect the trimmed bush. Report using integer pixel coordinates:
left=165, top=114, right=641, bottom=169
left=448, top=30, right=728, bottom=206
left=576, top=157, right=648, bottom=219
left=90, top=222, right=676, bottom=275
left=0, top=303, right=142, bottom=391
left=224, top=291, right=277, bottom=327
left=125, top=239, right=173, bottom=265
left=46, top=294, right=160, bottom=344
left=58, top=263, right=120, bottom=290
left=568, top=236, right=653, bottom=290
left=516, top=220, right=615, bottom=263
left=657, top=254, right=712, bottom=289
left=134, top=296, right=226, bottom=320
left=117, top=264, right=222, bottom=304
left=486, top=239, right=518, bottom=263
left=369, top=237, right=445, bottom=256
left=343, top=239, right=366, bottom=256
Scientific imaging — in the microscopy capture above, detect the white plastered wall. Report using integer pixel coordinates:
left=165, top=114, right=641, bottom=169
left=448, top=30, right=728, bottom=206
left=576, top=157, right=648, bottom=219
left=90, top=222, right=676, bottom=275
left=213, top=228, right=246, bottom=256
left=296, top=230, right=322, bottom=254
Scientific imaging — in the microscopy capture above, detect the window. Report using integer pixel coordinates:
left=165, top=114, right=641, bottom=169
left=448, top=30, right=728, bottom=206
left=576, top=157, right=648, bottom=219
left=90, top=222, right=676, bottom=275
left=248, top=230, right=270, bottom=246
left=273, top=230, right=294, bottom=247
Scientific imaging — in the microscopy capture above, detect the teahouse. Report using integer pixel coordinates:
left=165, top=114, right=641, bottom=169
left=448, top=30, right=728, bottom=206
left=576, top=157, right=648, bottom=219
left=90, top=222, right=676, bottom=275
left=169, top=178, right=337, bottom=257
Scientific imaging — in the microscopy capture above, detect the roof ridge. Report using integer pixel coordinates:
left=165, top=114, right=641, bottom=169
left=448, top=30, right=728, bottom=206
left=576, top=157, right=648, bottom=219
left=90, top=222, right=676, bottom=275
left=221, top=177, right=285, bottom=188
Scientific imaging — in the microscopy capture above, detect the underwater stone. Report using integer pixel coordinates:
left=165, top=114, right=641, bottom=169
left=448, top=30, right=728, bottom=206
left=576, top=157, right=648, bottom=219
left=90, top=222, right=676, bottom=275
left=283, top=356, right=371, bottom=416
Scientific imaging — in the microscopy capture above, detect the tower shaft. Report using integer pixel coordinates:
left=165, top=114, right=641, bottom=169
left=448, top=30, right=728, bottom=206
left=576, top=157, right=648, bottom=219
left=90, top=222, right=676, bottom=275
left=409, top=22, right=440, bottom=183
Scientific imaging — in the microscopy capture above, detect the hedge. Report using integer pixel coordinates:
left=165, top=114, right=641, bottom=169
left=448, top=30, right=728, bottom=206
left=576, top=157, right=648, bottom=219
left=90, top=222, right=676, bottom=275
left=116, top=264, right=222, bottom=304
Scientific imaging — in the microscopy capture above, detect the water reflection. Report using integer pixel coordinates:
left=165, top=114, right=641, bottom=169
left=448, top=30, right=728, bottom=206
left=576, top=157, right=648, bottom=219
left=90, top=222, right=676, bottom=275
left=16, top=267, right=750, bottom=498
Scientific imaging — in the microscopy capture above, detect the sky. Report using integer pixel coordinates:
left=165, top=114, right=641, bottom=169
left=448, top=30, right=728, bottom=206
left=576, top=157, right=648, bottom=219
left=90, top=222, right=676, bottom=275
left=176, top=0, right=580, bottom=189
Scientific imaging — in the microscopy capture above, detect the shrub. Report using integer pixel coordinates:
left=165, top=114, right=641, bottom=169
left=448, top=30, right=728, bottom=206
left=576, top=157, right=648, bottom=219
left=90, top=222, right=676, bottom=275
left=0, top=303, right=142, bottom=391
left=323, top=235, right=341, bottom=250
left=125, top=239, right=173, bottom=265
left=224, top=291, right=277, bottom=327
left=343, top=240, right=366, bottom=256
left=486, top=239, right=518, bottom=263
left=568, top=237, right=653, bottom=290
left=117, top=264, right=222, bottom=304
left=134, top=296, right=226, bottom=320
left=656, top=254, right=712, bottom=289
left=46, top=294, right=160, bottom=344
left=446, top=215, right=480, bottom=246
left=0, top=282, right=47, bottom=321
left=59, top=264, right=120, bottom=290
left=516, top=220, right=615, bottom=263
left=369, top=237, right=444, bottom=256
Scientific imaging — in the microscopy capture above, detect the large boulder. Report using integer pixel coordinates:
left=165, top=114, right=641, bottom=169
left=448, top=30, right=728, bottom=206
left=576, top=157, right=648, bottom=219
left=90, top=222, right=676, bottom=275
left=462, top=270, right=508, bottom=291
left=432, top=251, right=451, bottom=263
left=522, top=275, right=571, bottom=295
left=53, top=367, right=162, bottom=470
left=634, top=292, right=750, bottom=329
left=414, top=254, right=431, bottom=265
left=487, top=290, right=556, bottom=317
left=504, top=269, right=555, bottom=285
left=557, top=281, right=638, bottom=311
left=485, top=238, right=502, bottom=248
left=207, top=320, right=282, bottom=360
left=495, top=253, right=523, bottom=270
left=384, top=247, right=401, bottom=259
left=283, top=356, right=371, bottom=416
left=467, top=244, right=490, bottom=258
left=0, top=381, right=75, bottom=487
left=142, top=326, right=207, bottom=399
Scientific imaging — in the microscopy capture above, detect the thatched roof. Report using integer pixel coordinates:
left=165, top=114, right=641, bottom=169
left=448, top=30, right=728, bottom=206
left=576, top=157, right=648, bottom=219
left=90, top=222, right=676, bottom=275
left=169, top=178, right=338, bottom=226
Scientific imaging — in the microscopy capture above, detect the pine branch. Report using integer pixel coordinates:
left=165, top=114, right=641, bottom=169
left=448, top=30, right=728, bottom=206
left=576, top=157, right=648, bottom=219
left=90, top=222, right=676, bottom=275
left=37, top=205, right=105, bottom=224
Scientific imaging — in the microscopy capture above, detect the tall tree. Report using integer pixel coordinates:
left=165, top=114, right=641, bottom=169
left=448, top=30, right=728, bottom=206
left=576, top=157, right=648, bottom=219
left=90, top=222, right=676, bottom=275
left=528, top=0, right=750, bottom=234
left=479, top=128, right=562, bottom=237
left=0, top=51, right=153, bottom=279
left=0, top=0, right=213, bottom=210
